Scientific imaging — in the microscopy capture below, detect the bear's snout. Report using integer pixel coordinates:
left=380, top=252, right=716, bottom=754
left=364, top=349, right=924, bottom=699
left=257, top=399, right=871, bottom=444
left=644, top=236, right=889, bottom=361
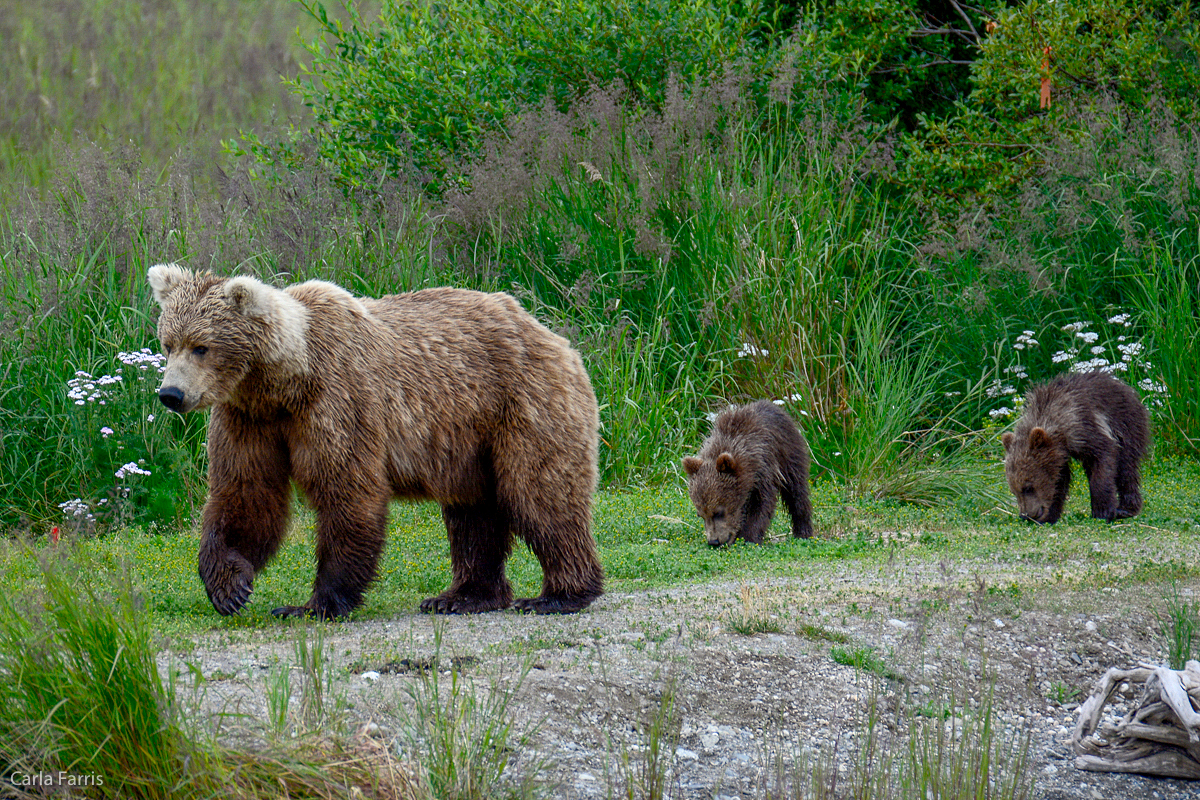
left=158, top=386, right=186, bottom=412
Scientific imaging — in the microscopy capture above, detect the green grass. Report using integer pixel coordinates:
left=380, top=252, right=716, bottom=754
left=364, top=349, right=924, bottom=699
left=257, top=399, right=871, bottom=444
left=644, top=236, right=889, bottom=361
left=0, top=549, right=412, bottom=799
left=0, top=455, right=1195, bottom=644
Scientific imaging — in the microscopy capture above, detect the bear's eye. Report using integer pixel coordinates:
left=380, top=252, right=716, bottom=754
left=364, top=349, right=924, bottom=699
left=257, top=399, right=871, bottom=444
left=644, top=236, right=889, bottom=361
left=1022, top=486, right=1035, bottom=496
left=712, top=510, right=725, bottom=521
left=164, top=345, right=172, bottom=356
left=193, top=346, right=209, bottom=357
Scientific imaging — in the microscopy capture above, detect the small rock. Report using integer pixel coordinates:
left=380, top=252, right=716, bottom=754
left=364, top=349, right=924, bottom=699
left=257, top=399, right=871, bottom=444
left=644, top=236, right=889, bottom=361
left=675, top=747, right=699, bottom=761
left=1085, top=620, right=1097, bottom=632
left=360, top=671, right=381, bottom=683
left=993, top=618, right=1006, bottom=629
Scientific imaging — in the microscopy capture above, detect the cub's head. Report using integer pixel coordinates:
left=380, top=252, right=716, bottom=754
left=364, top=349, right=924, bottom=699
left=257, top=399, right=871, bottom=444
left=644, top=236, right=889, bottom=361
left=147, top=264, right=308, bottom=413
left=1001, top=427, right=1071, bottom=524
left=682, top=452, right=751, bottom=546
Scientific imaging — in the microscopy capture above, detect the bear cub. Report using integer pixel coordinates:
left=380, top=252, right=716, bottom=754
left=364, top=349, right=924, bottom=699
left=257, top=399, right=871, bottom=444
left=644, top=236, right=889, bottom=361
left=683, top=401, right=813, bottom=546
left=1001, top=371, right=1149, bottom=524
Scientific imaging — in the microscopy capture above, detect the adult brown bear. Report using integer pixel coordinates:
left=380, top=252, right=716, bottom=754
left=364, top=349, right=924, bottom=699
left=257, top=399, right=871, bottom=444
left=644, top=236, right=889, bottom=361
left=148, top=264, right=604, bottom=619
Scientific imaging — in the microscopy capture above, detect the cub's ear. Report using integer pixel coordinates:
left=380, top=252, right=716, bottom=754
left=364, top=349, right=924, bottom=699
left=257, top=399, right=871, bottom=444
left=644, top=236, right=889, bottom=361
left=715, top=452, right=738, bottom=474
left=682, top=456, right=703, bottom=476
left=1000, top=431, right=1014, bottom=452
left=147, top=263, right=191, bottom=305
left=1028, top=427, right=1054, bottom=449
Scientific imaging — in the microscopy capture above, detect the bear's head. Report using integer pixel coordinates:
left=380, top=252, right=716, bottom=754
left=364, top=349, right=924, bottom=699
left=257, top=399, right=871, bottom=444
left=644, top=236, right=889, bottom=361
left=682, top=452, right=752, bottom=546
left=147, top=264, right=309, bottom=413
left=1001, top=427, right=1071, bottom=524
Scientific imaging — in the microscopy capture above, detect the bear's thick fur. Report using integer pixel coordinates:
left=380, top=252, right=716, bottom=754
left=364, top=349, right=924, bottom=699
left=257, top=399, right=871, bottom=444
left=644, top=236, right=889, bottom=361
left=682, top=401, right=813, bottom=546
left=1001, top=372, right=1149, bottom=524
left=147, top=264, right=604, bottom=619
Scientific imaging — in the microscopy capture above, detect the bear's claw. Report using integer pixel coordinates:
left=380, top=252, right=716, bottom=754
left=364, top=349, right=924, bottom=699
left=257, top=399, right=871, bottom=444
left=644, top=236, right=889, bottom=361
left=207, top=580, right=252, bottom=616
left=419, top=593, right=510, bottom=615
left=200, top=551, right=255, bottom=616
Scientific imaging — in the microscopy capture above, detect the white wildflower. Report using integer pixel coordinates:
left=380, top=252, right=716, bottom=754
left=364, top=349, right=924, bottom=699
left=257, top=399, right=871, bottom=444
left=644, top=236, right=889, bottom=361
left=1061, top=322, right=1088, bottom=333
left=1051, top=349, right=1076, bottom=364
left=115, top=462, right=151, bottom=480
left=100, top=426, right=114, bottom=438
left=1107, top=313, right=1132, bottom=327
left=1013, top=331, right=1039, bottom=350
left=989, top=407, right=1013, bottom=420
left=737, top=342, right=769, bottom=358
left=985, top=380, right=1017, bottom=398
left=1075, top=331, right=1099, bottom=343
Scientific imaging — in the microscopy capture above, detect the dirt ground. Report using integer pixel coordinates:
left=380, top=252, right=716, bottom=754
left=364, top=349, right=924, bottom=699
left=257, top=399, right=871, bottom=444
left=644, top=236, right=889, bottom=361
left=178, top=535, right=1200, bottom=799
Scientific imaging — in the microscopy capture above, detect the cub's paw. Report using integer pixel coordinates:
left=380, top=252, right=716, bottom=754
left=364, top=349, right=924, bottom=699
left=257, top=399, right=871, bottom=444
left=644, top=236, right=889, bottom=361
left=420, top=590, right=511, bottom=615
left=200, top=551, right=255, bottom=616
left=513, top=592, right=600, bottom=615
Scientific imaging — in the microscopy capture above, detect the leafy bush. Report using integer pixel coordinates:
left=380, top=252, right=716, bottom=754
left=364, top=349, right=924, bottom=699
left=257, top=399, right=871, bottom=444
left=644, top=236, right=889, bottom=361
left=249, top=0, right=776, bottom=188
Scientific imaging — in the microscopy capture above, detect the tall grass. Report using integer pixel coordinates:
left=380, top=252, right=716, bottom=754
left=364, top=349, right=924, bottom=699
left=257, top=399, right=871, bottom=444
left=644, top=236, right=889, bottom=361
left=1130, top=233, right=1200, bottom=455
left=0, top=545, right=421, bottom=799
left=0, top=550, right=184, bottom=797
left=4, top=14, right=1200, bottom=534
left=0, top=0, right=311, bottom=193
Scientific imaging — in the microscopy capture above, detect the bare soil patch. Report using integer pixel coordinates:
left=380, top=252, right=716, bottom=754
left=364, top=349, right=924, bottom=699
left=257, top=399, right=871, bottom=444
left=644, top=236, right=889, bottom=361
left=178, top=535, right=1200, bottom=799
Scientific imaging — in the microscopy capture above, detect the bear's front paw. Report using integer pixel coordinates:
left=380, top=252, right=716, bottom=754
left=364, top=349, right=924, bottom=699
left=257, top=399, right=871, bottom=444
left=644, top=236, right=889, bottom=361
left=199, top=551, right=255, bottom=616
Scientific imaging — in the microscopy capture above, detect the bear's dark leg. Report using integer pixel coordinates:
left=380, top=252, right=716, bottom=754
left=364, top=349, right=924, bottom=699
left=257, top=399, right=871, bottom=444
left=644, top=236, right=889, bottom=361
left=781, top=484, right=813, bottom=539
left=780, top=456, right=813, bottom=539
left=740, top=487, right=777, bottom=544
left=201, top=411, right=292, bottom=616
left=274, top=494, right=390, bottom=620
left=420, top=500, right=515, bottom=614
left=1082, top=450, right=1121, bottom=521
left=1114, top=450, right=1144, bottom=519
left=510, top=505, right=603, bottom=614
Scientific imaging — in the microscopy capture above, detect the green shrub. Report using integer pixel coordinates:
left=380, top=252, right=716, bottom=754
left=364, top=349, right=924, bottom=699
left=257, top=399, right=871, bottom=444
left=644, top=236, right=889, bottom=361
left=248, top=0, right=775, bottom=188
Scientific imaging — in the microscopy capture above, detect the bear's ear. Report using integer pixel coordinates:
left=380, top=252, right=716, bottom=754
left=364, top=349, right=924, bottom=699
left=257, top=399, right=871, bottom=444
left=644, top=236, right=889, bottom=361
left=682, top=456, right=703, bottom=476
left=1000, top=431, right=1014, bottom=452
left=715, top=452, right=738, bottom=474
left=147, top=263, right=191, bottom=306
left=224, top=276, right=272, bottom=319
left=1028, top=427, right=1054, bottom=450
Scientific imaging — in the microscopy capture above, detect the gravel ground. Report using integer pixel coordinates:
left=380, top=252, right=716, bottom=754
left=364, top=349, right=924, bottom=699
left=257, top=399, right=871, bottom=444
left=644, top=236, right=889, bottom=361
left=174, top=541, right=1200, bottom=799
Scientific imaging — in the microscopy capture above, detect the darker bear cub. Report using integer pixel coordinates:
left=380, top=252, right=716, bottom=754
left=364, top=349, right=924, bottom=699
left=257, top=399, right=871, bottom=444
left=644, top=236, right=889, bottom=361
left=682, top=401, right=813, bottom=546
left=1001, top=372, right=1149, bottom=524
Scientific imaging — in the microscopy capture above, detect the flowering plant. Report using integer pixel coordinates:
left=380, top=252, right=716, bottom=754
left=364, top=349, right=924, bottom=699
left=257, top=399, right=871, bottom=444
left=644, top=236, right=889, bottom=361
left=60, top=348, right=206, bottom=533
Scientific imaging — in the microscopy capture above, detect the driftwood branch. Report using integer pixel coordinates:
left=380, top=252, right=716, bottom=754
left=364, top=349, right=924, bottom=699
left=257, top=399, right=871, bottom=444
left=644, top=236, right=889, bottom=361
left=1072, top=661, right=1200, bottom=779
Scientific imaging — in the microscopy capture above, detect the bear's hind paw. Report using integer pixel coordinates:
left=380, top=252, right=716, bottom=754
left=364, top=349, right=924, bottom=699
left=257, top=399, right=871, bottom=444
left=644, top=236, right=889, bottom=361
left=271, top=603, right=347, bottom=621
left=513, top=593, right=600, bottom=615
left=420, top=592, right=510, bottom=615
